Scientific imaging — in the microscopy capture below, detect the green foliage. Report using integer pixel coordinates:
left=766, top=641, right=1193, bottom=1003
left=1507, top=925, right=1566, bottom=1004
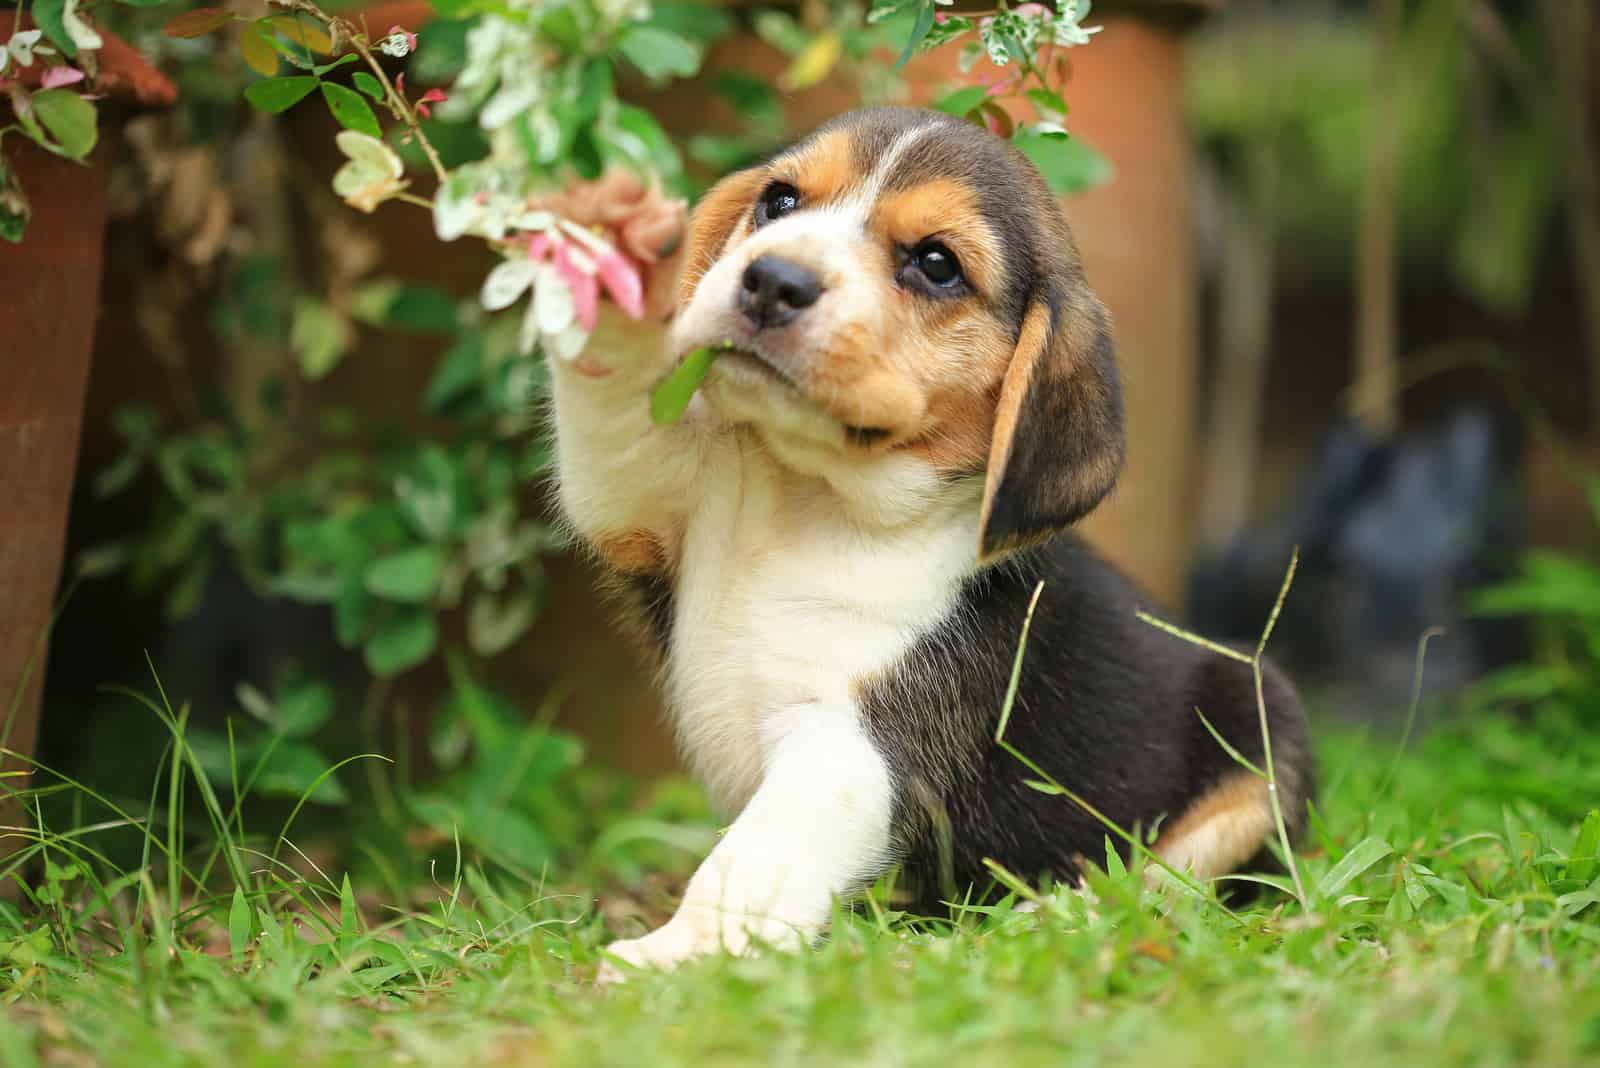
left=320, top=82, right=382, bottom=137
left=2, top=689, right=1596, bottom=1065
left=30, top=89, right=97, bottom=159
left=617, top=25, right=702, bottom=82
left=1187, top=0, right=1559, bottom=309
left=95, top=285, right=561, bottom=676
left=85, top=0, right=1111, bottom=706
left=650, top=343, right=728, bottom=424
left=30, top=0, right=76, bottom=56
left=242, top=76, right=319, bottom=113
left=1013, top=127, right=1114, bottom=197
left=869, top=0, right=1111, bottom=194
left=1463, top=480, right=1600, bottom=719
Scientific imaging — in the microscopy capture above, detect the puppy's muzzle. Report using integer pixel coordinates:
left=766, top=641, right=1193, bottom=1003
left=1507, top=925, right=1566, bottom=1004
left=739, top=255, right=823, bottom=330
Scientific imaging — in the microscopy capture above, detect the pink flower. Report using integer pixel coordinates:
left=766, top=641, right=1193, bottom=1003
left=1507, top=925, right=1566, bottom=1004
left=40, top=64, right=84, bottom=88
left=594, top=248, right=643, bottom=320
left=501, top=170, right=694, bottom=326
left=509, top=225, right=645, bottom=327
left=415, top=88, right=446, bottom=119
left=553, top=242, right=600, bottom=331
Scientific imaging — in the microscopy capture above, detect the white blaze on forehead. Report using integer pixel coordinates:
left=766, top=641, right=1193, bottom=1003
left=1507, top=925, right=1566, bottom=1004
left=826, top=121, right=940, bottom=228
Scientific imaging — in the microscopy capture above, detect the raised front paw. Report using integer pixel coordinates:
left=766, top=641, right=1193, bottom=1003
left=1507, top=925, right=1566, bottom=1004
left=539, top=169, right=687, bottom=325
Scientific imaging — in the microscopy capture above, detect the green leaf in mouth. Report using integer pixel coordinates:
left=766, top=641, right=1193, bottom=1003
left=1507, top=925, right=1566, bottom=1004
left=649, top=342, right=736, bottom=425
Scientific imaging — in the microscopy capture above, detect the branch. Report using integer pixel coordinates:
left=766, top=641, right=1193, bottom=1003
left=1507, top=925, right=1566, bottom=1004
left=267, top=0, right=450, bottom=187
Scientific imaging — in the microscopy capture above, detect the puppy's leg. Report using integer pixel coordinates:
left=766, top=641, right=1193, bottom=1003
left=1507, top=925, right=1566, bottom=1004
left=599, top=702, right=893, bottom=981
left=1151, top=772, right=1275, bottom=881
left=547, top=309, right=716, bottom=569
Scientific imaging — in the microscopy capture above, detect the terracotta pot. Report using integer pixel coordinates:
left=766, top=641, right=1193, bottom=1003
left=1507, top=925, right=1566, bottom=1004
left=0, top=31, right=176, bottom=805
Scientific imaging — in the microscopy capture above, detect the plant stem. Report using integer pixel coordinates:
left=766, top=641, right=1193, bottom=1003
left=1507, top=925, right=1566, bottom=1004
left=266, top=0, right=450, bottom=187
left=1252, top=549, right=1309, bottom=909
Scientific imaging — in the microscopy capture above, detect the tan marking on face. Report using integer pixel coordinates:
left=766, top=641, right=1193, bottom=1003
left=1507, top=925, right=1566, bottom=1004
left=1151, top=772, right=1273, bottom=881
left=674, top=112, right=1116, bottom=518
left=804, top=272, right=999, bottom=444
left=802, top=174, right=1013, bottom=452
left=898, top=383, right=1002, bottom=471
left=872, top=178, right=1005, bottom=296
left=593, top=529, right=672, bottom=576
left=891, top=305, right=1015, bottom=471
left=775, top=129, right=858, bottom=208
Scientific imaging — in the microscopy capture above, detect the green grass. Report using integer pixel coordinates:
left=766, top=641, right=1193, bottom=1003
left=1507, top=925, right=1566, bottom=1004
left=3, top=698, right=1598, bottom=1067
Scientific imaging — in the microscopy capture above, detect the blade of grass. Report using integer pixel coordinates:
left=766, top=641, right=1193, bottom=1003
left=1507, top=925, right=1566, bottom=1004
left=1250, top=549, right=1309, bottom=908
left=268, top=753, right=392, bottom=870
left=1378, top=626, right=1446, bottom=798
left=108, top=674, right=251, bottom=892
left=1138, top=549, right=1311, bottom=910
left=992, top=582, right=1239, bottom=919
left=1194, top=707, right=1266, bottom=779
left=993, top=581, right=1046, bottom=745
left=0, top=743, right=209, bottom=888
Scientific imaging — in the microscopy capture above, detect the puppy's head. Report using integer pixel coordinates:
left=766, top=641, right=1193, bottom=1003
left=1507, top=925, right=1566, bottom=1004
left=672, top=106, right=1123, bottom=559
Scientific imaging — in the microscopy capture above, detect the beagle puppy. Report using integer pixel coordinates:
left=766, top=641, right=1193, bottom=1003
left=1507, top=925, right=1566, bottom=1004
left=548, top=107, right=1314, bottom=978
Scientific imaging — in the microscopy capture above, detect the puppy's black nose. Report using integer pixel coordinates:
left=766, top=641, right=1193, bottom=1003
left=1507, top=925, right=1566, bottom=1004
left=739, top=255, right=822, bottom=329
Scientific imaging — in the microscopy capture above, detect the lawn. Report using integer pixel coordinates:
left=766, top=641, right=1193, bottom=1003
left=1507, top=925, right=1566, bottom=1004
left=3, top=693, right=1598, bottom=1068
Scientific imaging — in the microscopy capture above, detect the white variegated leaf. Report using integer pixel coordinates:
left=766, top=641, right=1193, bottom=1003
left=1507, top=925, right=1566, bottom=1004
left=62, top=0, right=104, bottom=50
left=481, top=258, right=539, bottom=311
left=533, top=263, right=576, bottom=335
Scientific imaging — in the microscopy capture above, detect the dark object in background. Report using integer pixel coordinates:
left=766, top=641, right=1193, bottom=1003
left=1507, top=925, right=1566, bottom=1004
left=1189, top=408, right=1527, bottom=719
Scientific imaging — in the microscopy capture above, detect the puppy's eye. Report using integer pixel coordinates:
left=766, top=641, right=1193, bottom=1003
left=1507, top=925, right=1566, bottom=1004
left=755, top=182, right=801, bottom=227
left=914, top=242, right=962, bottom=287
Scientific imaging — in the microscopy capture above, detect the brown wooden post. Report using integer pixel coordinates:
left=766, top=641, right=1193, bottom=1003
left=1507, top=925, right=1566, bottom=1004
left=0, top=30, right=175, bottom=821
left=0, top=142, right=109, bottom=785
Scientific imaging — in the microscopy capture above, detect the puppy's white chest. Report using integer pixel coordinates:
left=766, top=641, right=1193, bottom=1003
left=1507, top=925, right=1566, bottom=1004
left=662, top=452, right=978, bottom=812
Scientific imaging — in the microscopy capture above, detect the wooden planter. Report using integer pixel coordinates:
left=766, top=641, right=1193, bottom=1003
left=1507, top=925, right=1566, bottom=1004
left=0, top=32, right=175, bottom=799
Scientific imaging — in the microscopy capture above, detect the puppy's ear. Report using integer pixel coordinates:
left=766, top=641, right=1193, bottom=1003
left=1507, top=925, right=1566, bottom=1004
left=678, top=167, right=767, bottom=305
left=978, top=278, right=1124, bottom=561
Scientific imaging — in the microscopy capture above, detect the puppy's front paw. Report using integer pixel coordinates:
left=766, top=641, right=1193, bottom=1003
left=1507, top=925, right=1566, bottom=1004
left=595, top=922, right=705, bottom=985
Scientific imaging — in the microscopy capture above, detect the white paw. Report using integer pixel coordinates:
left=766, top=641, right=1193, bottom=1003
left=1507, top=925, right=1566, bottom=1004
left=595, top=910, right=808, bottom=985
left=596, top=921, right=707, bottom=985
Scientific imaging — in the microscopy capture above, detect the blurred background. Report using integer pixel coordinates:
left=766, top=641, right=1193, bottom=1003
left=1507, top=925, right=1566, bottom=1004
left=4, top=0, right=1597, bottom=876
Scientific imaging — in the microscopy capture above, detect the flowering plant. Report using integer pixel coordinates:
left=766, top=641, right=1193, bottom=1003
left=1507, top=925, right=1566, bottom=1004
left=161, top=0, right=712, bottom=367
left=83, top=0, right=1101, bottom=690
left=0, top=0, right=116, bottom=239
